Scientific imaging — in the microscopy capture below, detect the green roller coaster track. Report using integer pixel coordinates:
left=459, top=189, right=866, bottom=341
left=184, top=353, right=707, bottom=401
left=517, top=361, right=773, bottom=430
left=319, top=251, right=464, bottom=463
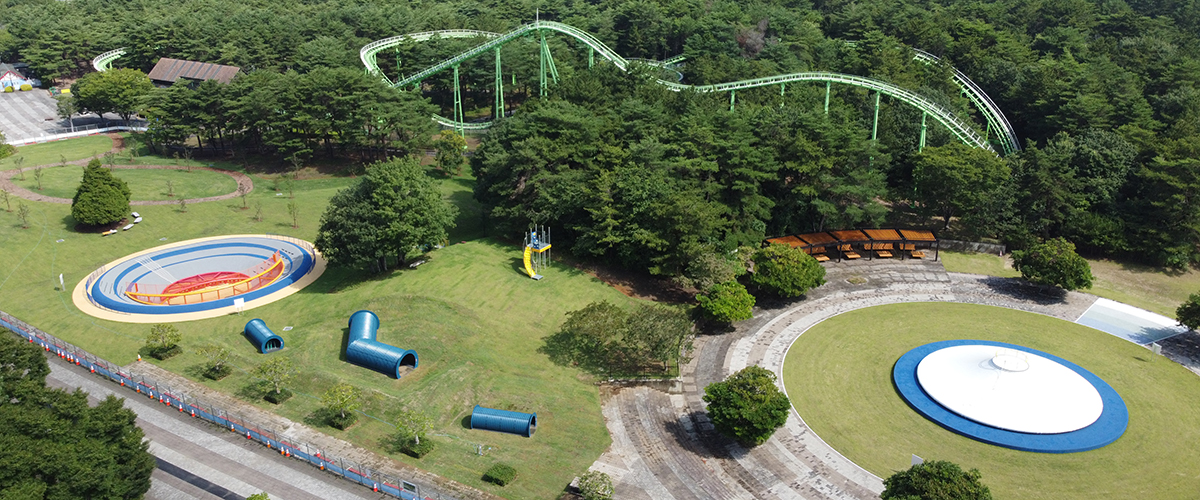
left=91, top=21, right=1019, bottom=156
left=360, top=21, right=1020, bottom=155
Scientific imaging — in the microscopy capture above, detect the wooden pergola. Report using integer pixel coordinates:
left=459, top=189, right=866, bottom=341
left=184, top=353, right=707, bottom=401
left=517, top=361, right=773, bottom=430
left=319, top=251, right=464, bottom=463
left=765, top=228, right=939, bottom=262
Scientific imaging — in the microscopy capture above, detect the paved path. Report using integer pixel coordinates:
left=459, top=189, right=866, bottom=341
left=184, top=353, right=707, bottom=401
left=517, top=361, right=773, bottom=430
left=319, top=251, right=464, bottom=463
left=0, top=89, right=117, bottom=142
left=0, top=163, right=253, bottom=206
left=592, top=259, right=1105, bottom=500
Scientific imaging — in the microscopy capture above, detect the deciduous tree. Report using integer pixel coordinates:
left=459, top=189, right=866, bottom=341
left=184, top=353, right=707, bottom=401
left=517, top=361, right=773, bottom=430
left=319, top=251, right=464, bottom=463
left=702, top=365, right=791, bottom=447
left=882, top=460, right=992, bottom=500
left=1011, top=237, right=1093, bottom=290
left=71, top=68, right=154, bottom=122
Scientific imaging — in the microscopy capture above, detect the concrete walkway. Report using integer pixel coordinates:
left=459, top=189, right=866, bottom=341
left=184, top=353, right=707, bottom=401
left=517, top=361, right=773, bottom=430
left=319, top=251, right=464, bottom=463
left=591, top=259, right=1106, bottom=500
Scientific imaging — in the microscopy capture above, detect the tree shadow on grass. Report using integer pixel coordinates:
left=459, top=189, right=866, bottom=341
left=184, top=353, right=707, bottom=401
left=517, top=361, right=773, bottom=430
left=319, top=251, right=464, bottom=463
left=303, top=407, right=337, bottom=428
left=978, top=275, right=1068, bottom=305
left=236, top=379, right=272, bottom=401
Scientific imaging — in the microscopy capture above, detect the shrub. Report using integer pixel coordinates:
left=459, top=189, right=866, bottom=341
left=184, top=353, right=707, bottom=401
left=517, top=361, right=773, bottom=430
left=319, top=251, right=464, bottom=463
left=748, top=243, right=826, bottom=298
left=882, top=460, right=993, bottom=500
left=328, top=411, right=358, bottom=430
left=702, top=365, right=791, bottom=447
left=204, top=364, right=232, bottom=380
left=483, top=463, right=517, bottom=486
left=141, top=344, right=182, bottom=360
left=19, top=83, right=32, bottom=91
left=264, top=388, right=293, bottom=404
left=1011, top=237, right=1093, bottom=290
left=3, top=86, right=12, bottom=93
left=578, top=470, right=614, bottom=500
left=399, top=438, right=436, bottom=458
left=696, top=281, right=755, bottom=324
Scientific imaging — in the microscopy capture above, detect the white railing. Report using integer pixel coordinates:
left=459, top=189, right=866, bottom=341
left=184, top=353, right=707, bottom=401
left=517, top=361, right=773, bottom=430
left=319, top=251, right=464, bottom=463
left=3, top=124, right=148, bottom=146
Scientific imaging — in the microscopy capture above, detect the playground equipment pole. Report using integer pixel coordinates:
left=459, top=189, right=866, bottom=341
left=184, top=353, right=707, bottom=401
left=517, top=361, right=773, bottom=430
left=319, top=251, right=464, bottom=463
left=453, top=65, right=465, bottom=139
left=494, top=47, right=504, bottom=120
left=871, top=91, right=881, bottom=142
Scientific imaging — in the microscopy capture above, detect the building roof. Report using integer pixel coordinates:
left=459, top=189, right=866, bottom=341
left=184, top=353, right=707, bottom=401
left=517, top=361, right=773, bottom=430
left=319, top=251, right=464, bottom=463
left=147, top=58, right=240, bottom=85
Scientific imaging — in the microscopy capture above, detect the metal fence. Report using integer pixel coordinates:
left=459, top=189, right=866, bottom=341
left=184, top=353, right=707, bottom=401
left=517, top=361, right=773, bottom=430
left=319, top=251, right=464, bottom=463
left=0, top=310, right=457, bottom=500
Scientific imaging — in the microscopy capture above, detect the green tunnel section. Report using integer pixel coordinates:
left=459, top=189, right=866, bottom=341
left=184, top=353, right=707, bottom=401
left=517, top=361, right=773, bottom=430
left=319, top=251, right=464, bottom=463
left=359, top=21, right=1017, bottom=155
left=345, top=310, right=418, bottom=379
left=244, top=319, right=284, bottom=354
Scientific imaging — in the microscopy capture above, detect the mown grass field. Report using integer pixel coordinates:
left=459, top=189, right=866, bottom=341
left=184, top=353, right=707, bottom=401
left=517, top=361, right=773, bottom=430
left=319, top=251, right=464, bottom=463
left=11, top=163, right=238, bottom=200
left=941, top=250, right=1200, bottom=317
left=0, top=136, right=634, bottom=500
left=0, top=134, right=115, bottom=169
left=783, top=302, right=1200, bottom=500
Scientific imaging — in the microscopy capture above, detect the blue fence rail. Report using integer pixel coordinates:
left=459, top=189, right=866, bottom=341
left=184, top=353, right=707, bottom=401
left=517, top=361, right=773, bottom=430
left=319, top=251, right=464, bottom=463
left=0, top=311, right=452, bottom=500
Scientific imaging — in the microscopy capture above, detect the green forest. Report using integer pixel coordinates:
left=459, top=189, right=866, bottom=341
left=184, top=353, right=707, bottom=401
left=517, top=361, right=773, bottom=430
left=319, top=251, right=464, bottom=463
left=2, top=0, right=1199, bottom=272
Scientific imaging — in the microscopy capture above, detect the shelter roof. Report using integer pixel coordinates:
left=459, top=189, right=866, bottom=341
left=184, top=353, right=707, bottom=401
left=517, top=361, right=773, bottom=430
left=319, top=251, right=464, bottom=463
left=829, top=230, right=869, bottom=242
left=864, top=229, right=902, bottom=241
left=900, top=229, right=937, bottom=241
left=147, top=58, right=240, bottom=85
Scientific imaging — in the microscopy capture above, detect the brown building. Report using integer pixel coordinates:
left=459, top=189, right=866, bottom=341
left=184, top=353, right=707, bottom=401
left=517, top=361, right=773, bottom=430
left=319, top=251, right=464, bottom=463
left=147, top=58, right=240, bottom=87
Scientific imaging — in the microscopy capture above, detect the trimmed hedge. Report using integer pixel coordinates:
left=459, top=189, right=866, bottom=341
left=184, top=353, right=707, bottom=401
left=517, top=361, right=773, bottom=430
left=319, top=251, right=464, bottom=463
left=264, top=389, right=293, bottom=404
left=483, top=463, right=517, bottom=486
left=204, top=364, right=233, bottom=380
left=142, top=344, right=182, bottom=360
left=329, top=412, right=358, bottom=430
left=19, top=84, right=32, bottom=91
left=401, top=439, right=435, bottom=458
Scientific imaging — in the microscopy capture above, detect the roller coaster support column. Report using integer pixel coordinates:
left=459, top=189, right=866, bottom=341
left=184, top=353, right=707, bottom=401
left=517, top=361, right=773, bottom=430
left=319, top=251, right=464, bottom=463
left=871, top=91, right=881, bottom=142
left=589, top=47, right=594, bottom=69
left=495, top=47, right=504, bottom=120
left=919, top=112, right=927, bottom=152
left=780, top=83, right=785, bottom=108
left=538, top=29, right=559, bottom=97
left=824, top=81, right=831, bottom=114
left=453, top=65, right=465, bottom=139
left=730, top=90, right=736, bottom=112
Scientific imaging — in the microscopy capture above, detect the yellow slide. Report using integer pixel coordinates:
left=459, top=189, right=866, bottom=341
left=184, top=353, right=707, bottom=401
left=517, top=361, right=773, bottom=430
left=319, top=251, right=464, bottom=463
left=523, top=246, right=536, bottom=278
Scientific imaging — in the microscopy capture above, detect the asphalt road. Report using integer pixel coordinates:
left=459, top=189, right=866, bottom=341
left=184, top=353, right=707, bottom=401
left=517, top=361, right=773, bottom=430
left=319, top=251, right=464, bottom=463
left=44, top=355, right=385, bottom=500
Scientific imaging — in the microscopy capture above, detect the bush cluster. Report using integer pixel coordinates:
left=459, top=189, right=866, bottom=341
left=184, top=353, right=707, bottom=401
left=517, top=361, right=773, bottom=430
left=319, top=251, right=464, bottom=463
left=264, top=388, right=292, bottom=404
left=483, top=463, right=517, bottom=486
left=399, top=438, right=436, bottom=459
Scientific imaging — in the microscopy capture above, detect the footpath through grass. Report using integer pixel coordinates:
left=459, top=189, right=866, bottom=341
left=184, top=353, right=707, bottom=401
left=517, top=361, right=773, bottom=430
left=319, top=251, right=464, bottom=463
left=0, top=137, right=631, bottom=499
left=783, top=302, right=1200, bottom=500
left=942, top=250, right=1200, bottom=317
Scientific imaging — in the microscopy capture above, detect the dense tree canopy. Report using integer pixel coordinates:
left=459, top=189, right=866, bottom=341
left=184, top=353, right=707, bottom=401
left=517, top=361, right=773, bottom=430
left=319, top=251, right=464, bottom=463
left=0, top=331, right=155, bottom=499
left=3, top=0, right=1200, bottom=265
left=544, top=300, right=694, bottom=376
left=70, top=68, right=153, bottom=122
left=315, top=158, right=457, bottom=272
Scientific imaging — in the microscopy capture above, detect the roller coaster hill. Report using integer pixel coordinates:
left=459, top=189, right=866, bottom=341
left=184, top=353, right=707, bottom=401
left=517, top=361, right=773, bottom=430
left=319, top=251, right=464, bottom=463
left=359, top=20, right=1020, bottom=156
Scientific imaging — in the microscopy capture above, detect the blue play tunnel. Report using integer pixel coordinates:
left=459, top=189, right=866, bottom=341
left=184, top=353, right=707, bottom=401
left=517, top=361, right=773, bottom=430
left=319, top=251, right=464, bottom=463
left=470, top=405, right=537, bottom=437
left=244, top=319, right=284, bottom=353
left=345, top=310, right=418, bottom=378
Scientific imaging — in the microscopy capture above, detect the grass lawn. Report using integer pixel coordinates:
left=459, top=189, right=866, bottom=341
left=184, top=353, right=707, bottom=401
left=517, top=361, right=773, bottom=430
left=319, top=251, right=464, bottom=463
left=783, top=302, right=1200, bottom=500
left=941, top=251, right=1200, bottom=317
left=13, top=164, right=238, bottom=200
left=0, top=137, right=632, bottom=499
left=0, top=135, right=115, bottom=169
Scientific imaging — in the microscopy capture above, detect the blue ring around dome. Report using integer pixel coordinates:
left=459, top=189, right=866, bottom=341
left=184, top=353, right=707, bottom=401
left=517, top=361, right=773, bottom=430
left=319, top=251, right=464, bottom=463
left=89, top=237, right=315, bottom=315
left=893, top=339, right=1128, bottom=453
